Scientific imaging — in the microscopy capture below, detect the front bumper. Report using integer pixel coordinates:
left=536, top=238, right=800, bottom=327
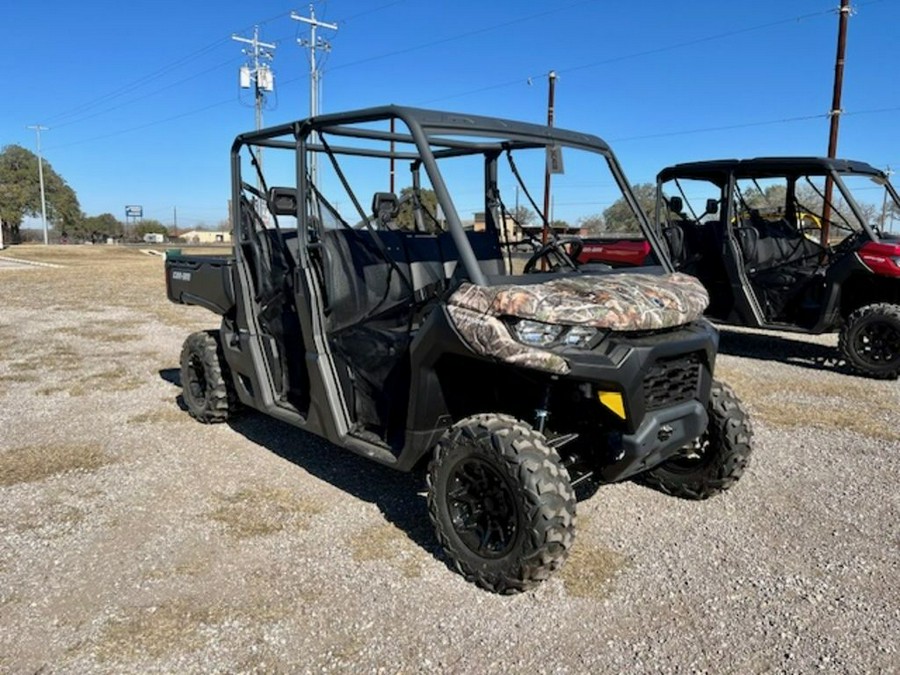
left=596, top=400, right=708, bottom=482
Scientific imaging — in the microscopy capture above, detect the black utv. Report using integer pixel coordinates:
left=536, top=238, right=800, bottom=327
left=166, top=106, right=752, bottom=593
left=656, top=158, right=900, bottom=379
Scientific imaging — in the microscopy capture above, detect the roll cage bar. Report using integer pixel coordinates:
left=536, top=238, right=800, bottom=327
left=230, top=105, right=666, bottom=287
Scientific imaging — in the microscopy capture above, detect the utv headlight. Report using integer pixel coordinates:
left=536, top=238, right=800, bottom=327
left=513, top=320, right=564, bottom=347
left=511, top=320, right=599, bottom=349
left=561, top=325, right=598, bottom=348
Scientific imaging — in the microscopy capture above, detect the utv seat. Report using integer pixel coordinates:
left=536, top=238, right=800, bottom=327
left=662, top=223, right=686, bottom=266
left=372, top=192, right=400, bottom=230
left=734, top=215, right=825, bottom=319
left=319, top=228, right=413, bottom=331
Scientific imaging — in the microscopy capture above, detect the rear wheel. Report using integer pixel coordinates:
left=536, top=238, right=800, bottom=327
left=642, top=380, right=752, bottom=500
left=427, top=413, right=576, bottom=593
left=839, top=303, right=900, bottom=379
left=180, top=330, right=239, bottom=423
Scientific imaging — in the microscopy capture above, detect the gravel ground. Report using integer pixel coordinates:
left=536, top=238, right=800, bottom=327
left=1, top=246, right=897, bottom=673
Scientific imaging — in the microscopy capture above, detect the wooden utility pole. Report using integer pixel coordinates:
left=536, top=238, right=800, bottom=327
left=541, top=71, right=557, bottom=269
left=821, top=0, right=851, bottom=247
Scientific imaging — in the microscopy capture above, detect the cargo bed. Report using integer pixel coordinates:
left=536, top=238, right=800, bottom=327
left=165, top=250, right=235, bottom=315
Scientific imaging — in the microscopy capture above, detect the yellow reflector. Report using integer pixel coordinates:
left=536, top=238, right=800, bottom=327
left=598, top=391, right=626, bottom=420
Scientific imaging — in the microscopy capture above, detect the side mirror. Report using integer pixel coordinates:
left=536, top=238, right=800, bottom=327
left=705, top=198, right=718, bottom=215
left=668, top=196, right=683, bottom=214
left=268, top=187, right=297, bottom=216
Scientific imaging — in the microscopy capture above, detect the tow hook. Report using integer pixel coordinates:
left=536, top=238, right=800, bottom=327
left=657, top=424, right=675, bottom=442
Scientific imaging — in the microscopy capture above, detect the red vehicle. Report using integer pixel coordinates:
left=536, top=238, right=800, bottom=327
left=572, top=157, right=900, bottom=379
left=577, top=236, right=652, bottom=267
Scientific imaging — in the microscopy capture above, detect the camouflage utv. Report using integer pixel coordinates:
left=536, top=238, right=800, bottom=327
left=166, top=106, right=753, bottom=593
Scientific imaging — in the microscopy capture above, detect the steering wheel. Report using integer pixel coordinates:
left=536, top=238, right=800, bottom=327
left=523, top=236, right=583, bottom=274
left=829, top=229, right=867, bottom=258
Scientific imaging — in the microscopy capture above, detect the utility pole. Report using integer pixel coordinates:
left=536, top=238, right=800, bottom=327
left=292, top=5, right=338, bottom=188
left=233, top=26, right=276, bottom=133
left=233, top=26, right=276, bottom=211
left=541, top=71, right=557, bottom=270
left=821, top=0, right=851, bottom=247
left=27, top=124, right=50, bottom=245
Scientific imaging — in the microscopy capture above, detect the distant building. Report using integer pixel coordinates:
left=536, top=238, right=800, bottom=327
left=472, top=212, right=523, bottom=244
left=179, top=230, right=232, bottom=245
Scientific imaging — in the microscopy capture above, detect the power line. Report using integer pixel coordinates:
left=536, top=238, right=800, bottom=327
left=45, top=98, right=235, bottom=151
left=43, top=40, right=232, bottom=126
left=51, top=56, right=242, bottom=130
left=335, top=0, right=406, bottom=24
left=40, top=2, right=898, bottom=154
left=42, top=10, right=294, bottom=127
left=322, top=0, right=595, bottom=75
left=420, top=6, right=838, bottom=105
left=612, top=113, right=829, bottom=143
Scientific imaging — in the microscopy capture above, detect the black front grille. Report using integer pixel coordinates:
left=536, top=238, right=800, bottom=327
left=643, top=352, right=702, bottom=411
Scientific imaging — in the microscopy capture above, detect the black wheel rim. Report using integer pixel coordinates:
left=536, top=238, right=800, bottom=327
left=854, top=320, right=900, bottom=367
left=446, top=458, right=518, bottom=559
left=187, top=354, right=208, bottom=401
left=664, top=435, right=713, bottom=473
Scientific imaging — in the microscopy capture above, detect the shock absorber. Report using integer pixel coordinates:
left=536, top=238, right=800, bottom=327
left=534, top=383, right=552, bottom=434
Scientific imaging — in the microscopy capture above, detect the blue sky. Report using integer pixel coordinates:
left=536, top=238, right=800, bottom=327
left=4, top=0, right=899, bottom=229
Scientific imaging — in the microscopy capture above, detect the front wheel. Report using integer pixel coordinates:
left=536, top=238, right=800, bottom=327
left=642, top=380, right=752, bottom=500
left=839, top=303, right=900, bottom=379
left=427, top=414, right=576, bottom=594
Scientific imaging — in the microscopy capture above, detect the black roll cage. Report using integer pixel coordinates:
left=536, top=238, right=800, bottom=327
left=231, top=105, right=672, bottom=286
left=656, top=157, right=900, bottom=242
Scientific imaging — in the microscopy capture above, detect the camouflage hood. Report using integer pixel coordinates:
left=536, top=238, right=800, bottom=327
left=448, top=272, right=709, bottom=332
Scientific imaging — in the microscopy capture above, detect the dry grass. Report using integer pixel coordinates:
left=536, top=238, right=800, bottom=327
left=12, top=500, right=86, bottom=537
left=559, top=544, right=628, bottom=599
left=7, top=344, right=81, bottom=374
left=208, top=486, right=324, bottom=539
left=92, top=600, right=226, bottom=660
left=716, top=363, right=900, bottom=441
left=142, top=559, right=211, bottom=581
left=349, top=523, right=424, bottom=578
left=128, top=405, right=188, bottom=425
left=0, top=324, right=17, bottom=353
left=91, top=594, right=291, bottom=662
left=57, top=325, right=143, bottom=344
left=0, top=372, right=41, bottom=385
left=0, top=444, right=111, bottom=487
left=35, top=364, right=144, bottom=397
left=1, top=246, right=169, bottom=313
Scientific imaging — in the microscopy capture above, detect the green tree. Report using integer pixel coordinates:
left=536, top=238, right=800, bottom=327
left=740, top=184, right=788, bottom=211
left=0, top=144, right=80, bottom=242
left=602, top=183, right=657, bottom=233
left=508, top=205, right=535, bottom=226
left=71, top=213, right=124, bottom=242
left=396, top=186, right=438, bottom=230
left=132, top=219, right=169, bottom=240
left=577, top=213, right=605, bottom=234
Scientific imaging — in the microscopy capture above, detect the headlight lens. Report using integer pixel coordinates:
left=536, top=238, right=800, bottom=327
left=513, top=320, right=564, bottom=346
left=562, top=325, right=598, bottom=348
left=511, top=320, right=598, bottom=349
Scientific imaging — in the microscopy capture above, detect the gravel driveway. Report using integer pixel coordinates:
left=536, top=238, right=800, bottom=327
left=1, top=246, right=897, bottom=673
